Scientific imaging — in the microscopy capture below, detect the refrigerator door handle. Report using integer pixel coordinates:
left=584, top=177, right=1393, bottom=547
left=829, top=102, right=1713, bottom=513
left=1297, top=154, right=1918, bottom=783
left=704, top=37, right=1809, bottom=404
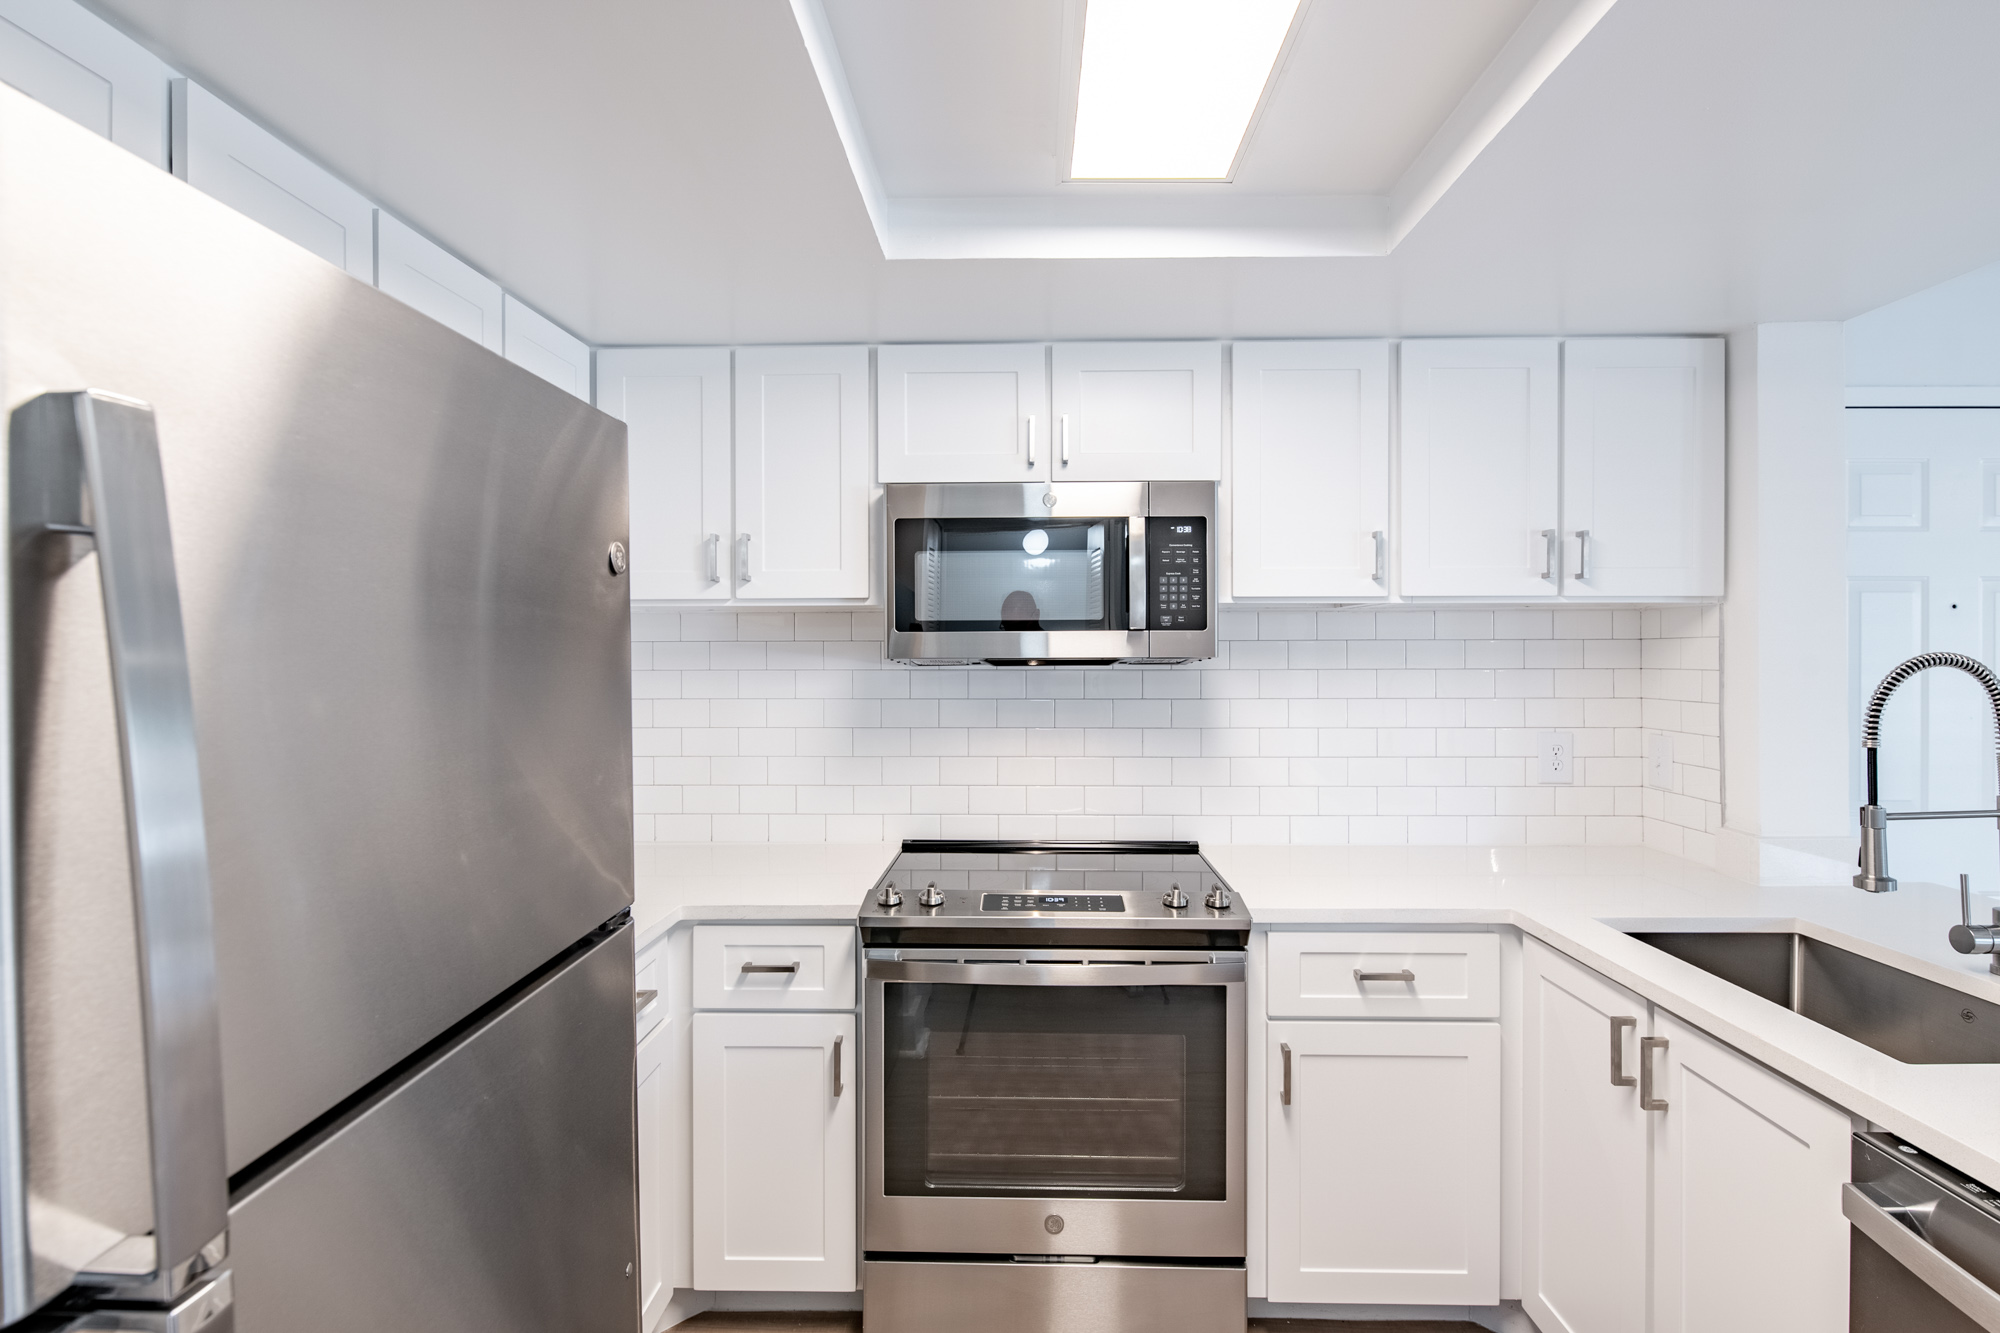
left=8, top=392, right=229, bottom=1310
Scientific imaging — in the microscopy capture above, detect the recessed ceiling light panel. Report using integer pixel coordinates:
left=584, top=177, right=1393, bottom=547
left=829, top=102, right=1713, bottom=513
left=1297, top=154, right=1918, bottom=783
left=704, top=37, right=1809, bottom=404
left=1070, top=0, right=1302, bottom=181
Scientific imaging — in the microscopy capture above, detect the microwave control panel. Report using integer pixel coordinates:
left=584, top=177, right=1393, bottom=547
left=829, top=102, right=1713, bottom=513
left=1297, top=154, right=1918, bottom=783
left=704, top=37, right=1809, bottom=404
left=1146, top=517, right=1208, bottom=631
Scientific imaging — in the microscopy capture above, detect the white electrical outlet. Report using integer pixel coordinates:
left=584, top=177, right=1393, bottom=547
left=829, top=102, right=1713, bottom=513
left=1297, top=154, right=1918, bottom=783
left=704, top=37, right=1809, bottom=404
left=1647, top=733, right=1675, bottom=790
left=1537, top=731, right=1575, bottom=784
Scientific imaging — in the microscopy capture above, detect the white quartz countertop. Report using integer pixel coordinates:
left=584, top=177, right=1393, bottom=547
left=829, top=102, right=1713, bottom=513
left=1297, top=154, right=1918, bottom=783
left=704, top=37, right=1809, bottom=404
left=632, top=838, right=2000, bottom=1186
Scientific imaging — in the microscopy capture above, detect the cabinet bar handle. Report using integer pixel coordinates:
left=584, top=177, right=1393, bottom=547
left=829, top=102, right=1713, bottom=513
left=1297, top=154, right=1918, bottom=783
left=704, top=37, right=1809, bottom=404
left=740, top=961, right=800, bottom=974
left=705, top=532, right=720, bottom=584
left=1371, top=530, right=1386, bottom=585
left=738, top=532, right=752, bottom=584
left=1354, top=968, right=1416, bottom=984
left=832, top=1036, right=844, bottom=1097
left=635, top=989, right=659, bottom=1015
left=1026, top=415, right=1035, bottom=469
left=1640, top=1036, right=1669, bottom=1111
left=1609, top=1015, right=1637, bottom=1086
left=1280, top=1042, right=1292, bottom=1106
left=1540, top=528, right=1557, bottom=582
left=1575, top=529, right=1590, bottom=582
left=1060, top=414, right=1070, bottom=467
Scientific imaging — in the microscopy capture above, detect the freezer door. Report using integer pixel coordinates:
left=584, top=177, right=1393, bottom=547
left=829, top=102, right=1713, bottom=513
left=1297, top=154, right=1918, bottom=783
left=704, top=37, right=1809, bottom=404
left=0, top=86, right=634, bottom=1174
left=226, top=925, right=638, bottom=1333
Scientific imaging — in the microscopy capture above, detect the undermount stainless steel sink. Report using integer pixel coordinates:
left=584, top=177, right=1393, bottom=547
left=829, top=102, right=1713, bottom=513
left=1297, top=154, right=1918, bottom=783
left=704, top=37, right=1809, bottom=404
left=1628, top=932, right=2000, bottom=1064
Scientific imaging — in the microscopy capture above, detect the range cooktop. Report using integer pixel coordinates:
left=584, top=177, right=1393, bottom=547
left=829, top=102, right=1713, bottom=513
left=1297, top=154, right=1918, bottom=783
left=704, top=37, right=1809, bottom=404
left=857, top=840, right=1248, bottom=932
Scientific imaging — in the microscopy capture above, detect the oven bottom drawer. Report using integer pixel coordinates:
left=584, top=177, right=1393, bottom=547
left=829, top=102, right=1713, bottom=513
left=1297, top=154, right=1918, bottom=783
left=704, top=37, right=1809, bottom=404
left=863, top=1257, right=1246, bottom=1333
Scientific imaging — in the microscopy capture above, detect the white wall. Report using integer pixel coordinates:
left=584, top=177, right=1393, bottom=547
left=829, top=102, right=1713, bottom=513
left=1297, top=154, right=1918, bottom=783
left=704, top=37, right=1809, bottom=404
left=1847, top=259, right=2000, bottom=388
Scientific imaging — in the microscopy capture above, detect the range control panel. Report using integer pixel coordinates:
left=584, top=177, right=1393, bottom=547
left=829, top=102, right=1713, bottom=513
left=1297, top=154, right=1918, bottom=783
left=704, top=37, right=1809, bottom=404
left=980, top=894, right=1127, bottom=913
left=1147, top=517, right=1208, bottom=631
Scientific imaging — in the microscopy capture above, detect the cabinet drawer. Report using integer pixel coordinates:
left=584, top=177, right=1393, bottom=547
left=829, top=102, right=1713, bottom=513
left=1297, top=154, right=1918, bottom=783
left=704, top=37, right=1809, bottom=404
left=1267, top=931, right=1499, bottom=1019
left=693, top=925, right=856, bottom=1011
left=635, top=935, right=666, bottom=1040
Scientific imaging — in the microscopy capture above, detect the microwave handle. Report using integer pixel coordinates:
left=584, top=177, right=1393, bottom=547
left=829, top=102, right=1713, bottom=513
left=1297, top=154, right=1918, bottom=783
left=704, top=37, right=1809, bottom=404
left=1128, top=516, right=1146, bottom=632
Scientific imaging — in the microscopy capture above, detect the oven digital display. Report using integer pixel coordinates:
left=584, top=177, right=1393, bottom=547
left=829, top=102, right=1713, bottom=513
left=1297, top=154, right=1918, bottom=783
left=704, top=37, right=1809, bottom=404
left=980, top=893, right=1126, bottom=913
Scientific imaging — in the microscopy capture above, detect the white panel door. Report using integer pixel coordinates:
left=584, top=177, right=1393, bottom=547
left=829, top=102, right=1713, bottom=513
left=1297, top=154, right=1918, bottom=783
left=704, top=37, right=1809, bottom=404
left=170, top=80, right=372, bottom=279
left=636, top=1019, right=671, bottom=1333
left=1266, top=1020, right=1500, bottom=1306
left=1398, top=339, right=1560, bottom=597
left=372, top=211, right=502, bottom=351
left=1521, top=941, right=1650, bottom=1333
left=1230, top=340, right=1390, bottom=599
left=502, top=293, right=590, bottom=401
left=0, top=0, right=172, bottom=165
left=1649, top=1009, right=1851, bottom=1333
left=1050, top=341, right=1222, bottom=481
left=878, top=342, right=1047, bottom=482
left=597, top=348, right=732, bottom=601
left=1562, top=338, right=1724, bottom=599
left=692, top=1011, right=857, bottom=1292
left=1266, top=930, right=1499, bottom=1020
left=735, top=345, right=871, bottom=600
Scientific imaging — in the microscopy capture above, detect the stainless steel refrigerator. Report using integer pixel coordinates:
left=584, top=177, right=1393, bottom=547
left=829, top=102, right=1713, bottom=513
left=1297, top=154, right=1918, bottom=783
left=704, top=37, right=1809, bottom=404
left=0, top=84, right=637, bottom=1331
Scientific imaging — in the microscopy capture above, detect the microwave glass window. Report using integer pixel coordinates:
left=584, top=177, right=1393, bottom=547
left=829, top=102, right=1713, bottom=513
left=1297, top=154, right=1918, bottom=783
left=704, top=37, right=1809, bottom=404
left=894, top=518, right=1130, bottom=633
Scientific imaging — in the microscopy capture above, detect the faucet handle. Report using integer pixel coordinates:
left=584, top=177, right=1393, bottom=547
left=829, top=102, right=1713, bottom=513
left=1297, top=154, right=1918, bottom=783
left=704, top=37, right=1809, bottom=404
left=1950, top=873, right=2000, bottom=958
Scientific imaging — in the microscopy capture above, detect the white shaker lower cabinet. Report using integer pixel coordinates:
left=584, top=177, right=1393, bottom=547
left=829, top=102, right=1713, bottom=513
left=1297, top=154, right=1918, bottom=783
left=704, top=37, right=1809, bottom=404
left=691, top=1011, right=857, bottom=1292
left=1523, top=941, right=1851, bottom=1333
left=635, top=1019, right=671, bottom=1332
left=734, top=345, right=871, bottom=599
left=1265, top=1020, right=1501, bottom=1306
left=1229, top=340, right=1390, bottom=600
left=1650, top=1008, right=1851, bottom=1333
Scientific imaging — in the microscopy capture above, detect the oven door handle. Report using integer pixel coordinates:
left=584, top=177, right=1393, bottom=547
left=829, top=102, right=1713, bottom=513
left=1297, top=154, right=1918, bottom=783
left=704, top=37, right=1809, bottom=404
left=867, top=959, right=1244, bottom=986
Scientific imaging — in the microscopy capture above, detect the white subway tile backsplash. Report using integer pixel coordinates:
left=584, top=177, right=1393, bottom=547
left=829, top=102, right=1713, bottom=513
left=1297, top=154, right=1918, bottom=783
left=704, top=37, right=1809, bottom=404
left=626, top=608, right=1724, bottom=858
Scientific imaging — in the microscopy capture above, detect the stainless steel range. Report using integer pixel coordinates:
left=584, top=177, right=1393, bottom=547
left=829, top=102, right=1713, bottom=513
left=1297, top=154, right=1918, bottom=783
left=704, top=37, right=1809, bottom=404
left=859, top=840, right=1249, bottom=1333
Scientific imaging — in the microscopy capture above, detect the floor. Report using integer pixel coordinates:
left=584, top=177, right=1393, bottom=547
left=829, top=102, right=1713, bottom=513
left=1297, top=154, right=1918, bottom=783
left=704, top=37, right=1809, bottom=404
left=671, top=1316, right=1483, bottom=1332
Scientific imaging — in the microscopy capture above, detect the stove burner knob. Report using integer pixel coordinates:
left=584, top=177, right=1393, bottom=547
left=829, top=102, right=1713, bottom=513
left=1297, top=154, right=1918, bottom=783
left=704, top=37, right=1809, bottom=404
left=918, top=881, right=945, bottom=909
left=1162, top=883, right=1189, bottom=910
left=1205, top=883, right=1232, bottom=911
left=877, top=880, right=902, bottom=909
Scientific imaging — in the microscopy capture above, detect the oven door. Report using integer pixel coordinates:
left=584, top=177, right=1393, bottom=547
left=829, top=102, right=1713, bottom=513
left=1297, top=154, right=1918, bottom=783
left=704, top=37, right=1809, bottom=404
left=864, top=951, right=1245, bottom=1260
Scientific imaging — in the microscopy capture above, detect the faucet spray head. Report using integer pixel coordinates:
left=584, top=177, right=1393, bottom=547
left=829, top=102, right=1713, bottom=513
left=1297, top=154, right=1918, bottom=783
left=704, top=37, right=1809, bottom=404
left=1855, top=804, right=1897, bottom=893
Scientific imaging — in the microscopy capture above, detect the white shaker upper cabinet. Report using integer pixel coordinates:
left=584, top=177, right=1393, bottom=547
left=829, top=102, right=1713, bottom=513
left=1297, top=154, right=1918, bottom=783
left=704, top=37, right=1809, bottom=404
left=171, top=80, right=373, bottom=280
left=1230, top=340, right=1390, bottom=599
left=1050, top=341, right=1222, bottom=482
left=502, top=294, right=590, bottom=402
left=1398, top=339, right=1560, bottom=597
left=878, top=343, right=1048, bottom=482
left=1562, top=338, right=1724, bottom=599
left=597, top=348, right=732, bottom=602
left=0, top=0, right=172, bottom=166
left=373, top=211, right=503, bottom=352
left=734, top=345, right=872, bottom=600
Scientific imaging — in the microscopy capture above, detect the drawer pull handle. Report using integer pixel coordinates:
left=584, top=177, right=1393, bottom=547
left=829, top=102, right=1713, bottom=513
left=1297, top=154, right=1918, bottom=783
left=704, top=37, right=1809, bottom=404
left=1640, top=1036, right=1669, bottom=1111
left=634, top=989, right=659, bottom=1015
left=832, top=1036, right=844, bottom=1097
left=741, top=961, right=800, bottom=975
left=1354, top=969, right=1416, bottom=985
left=1609, top=1015, right=1637, bottom=1086
left=1279, top=1042, right=1292, bottom=1106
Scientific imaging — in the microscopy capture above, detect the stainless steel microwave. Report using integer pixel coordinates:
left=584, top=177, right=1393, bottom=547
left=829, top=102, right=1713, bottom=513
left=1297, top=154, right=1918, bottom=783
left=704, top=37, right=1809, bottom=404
left=885, top=481, right=1216, bottom=665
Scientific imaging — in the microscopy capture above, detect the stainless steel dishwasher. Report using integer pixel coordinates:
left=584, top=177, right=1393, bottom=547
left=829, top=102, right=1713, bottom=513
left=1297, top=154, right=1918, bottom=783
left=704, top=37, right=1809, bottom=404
left=1849, top=1132, right=2000, bottom=1331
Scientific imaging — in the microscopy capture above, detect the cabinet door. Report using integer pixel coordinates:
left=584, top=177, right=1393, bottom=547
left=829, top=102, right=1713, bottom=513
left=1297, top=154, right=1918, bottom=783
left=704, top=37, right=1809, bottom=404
left=878, top=342, right=1047, bottom=482
left=1050, top=341, right=1222, bottom=481
left=171, top=79, right=373, bottom=280
left=373, top=211, right=503, bottom=352
left=1266, top=1020, right=1500, bottom=1306
left=1562, top=338, right=1724, bottom=599
left=598, top=348, right=732, bottom=601
left=502, top=293, right=591, bottom=401
left=1650, top=1009, right=1850, bottom=1333
left=1521, top=941, right=1651, bottom=1333
left=0, top=0, right=173, bottom=166
left=1398, top=339, right=1560, bottom=597
left=691, top=1011, right=856, bottom=1292
left=1230, top=340, right=1390, bottom=599
left=636, top=1020, right=671, bottom=1332
left=735, top=345, right=871, bottom=599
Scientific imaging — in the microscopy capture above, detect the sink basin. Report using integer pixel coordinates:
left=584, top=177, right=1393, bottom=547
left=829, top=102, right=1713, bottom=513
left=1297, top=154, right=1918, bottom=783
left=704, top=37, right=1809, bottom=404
left=1628, top=931, right=2000, bottom=1065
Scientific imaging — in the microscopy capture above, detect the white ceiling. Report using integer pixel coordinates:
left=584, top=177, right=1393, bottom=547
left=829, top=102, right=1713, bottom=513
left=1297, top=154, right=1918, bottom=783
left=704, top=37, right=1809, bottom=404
left=81, top=0, right=2000, bottom=347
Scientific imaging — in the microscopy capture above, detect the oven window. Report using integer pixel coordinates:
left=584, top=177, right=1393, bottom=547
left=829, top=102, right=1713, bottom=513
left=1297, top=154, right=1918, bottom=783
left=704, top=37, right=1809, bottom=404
left=880, top=982, right=1227, bottom=1200
left=892, top=518, right=1129, bottom=633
